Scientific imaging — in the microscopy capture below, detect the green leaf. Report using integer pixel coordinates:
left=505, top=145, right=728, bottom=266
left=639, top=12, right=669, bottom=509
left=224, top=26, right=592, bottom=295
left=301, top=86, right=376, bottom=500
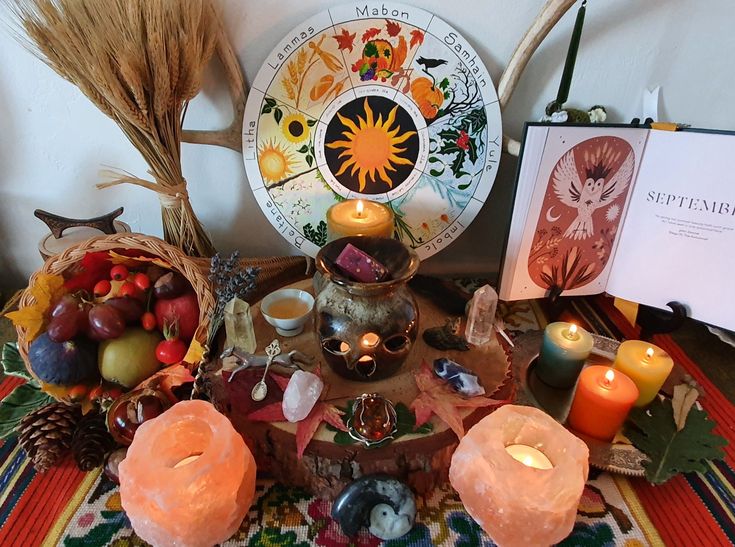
left=450, top=148, right=467, bottom=177
left=2, top=342, right=32, bottom=381
left=297, top=145, right=309, bottom=153
left=305, top=154, right=313, bottom=167
left=438, top=77, right=450, bottom=90
left=438, top=129, right=459, bottom=141
left=624, top=397, right=727, bottom=484
left=465, top=108, right=487, bottom=133
left=0, top=383, right=53, bottom=439
left=427, top=156, right=442, bottom=163
left=261, top=105, right=272, bottom=115
left=306, top=119, right=316, bottom=127
left=264, top=97, right=277, bottom=107
left=467, top=137, right=479, bottom=164
left=273, top=108, right=283, bottom=124
left=443, top=91, right=450, bottom=100
left=429, top=168, right=444, bottom=177
left=332, top=429, right=356, bottom=445
left=458, top=182, right=471, bottom=190
left=303, top=221, right=328, bottom=246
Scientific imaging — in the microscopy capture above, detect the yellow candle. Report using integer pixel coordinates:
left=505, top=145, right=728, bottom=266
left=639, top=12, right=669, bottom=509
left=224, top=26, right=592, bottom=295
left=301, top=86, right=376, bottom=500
left=505, top=444, right=554, bottom=470
left=326, top=199, right=394, bottom=241
left=613, top=340, right=673, bottom=407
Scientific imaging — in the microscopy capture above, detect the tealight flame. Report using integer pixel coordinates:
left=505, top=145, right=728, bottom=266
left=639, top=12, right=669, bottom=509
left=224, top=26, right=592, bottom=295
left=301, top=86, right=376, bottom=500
left=569, top=324, right=578, bottom=335
left=522, top=456, right=534, bottom=467
left=645, top=347, right=654, bottom=359
left=356, top=199, right=364, bottom=218
left=604, top=369, right=615, bottom=384
left=360, top=332, right=380, bottom=348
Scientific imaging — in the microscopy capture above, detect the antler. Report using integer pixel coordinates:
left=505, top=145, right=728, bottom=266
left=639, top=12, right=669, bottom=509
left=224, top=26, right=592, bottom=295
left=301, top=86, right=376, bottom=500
left=500, top=0, right=578, bottom=156
left=182, top=23, right=246, bottom=152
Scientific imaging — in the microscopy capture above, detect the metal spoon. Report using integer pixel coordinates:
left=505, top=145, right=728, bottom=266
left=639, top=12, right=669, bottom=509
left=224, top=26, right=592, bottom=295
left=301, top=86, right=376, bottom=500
left=251, top=339, right=280, bottom=401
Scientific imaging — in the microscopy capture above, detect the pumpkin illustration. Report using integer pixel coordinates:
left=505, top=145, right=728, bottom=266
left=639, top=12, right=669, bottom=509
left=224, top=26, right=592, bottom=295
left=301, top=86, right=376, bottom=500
left=411, top=77, right=444, bottom=119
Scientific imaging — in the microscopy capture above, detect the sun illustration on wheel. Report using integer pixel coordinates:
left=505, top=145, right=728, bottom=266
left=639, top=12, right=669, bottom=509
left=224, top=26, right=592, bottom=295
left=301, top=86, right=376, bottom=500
left=258, top=139, right=295, bottom=183
left=325, top=97, right=418, bottom=193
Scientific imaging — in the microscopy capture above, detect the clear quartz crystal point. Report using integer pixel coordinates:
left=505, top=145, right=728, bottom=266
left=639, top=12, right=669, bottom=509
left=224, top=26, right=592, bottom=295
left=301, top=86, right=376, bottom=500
left=464, top=284, right=498, bottom=346
left=224, top=297, right=257, bottom=353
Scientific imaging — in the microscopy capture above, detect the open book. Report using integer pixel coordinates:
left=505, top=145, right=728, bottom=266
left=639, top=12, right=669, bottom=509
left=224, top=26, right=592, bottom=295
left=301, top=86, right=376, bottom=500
left=499, top=123, right=735, bottom=331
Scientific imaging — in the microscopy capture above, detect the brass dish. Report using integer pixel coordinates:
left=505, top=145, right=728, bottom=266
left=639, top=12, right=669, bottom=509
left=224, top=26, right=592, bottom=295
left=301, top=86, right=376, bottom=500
left=512, top=331, right=647, bottom=477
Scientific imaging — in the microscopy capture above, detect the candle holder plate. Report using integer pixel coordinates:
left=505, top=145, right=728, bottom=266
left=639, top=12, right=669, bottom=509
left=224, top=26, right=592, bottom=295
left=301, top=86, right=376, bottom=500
left=512, top=331, right=647, bottom=477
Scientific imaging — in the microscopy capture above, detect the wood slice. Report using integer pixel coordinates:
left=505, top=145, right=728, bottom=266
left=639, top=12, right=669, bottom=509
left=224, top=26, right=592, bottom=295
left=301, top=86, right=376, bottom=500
left=207, top=279, right=510, bottom=499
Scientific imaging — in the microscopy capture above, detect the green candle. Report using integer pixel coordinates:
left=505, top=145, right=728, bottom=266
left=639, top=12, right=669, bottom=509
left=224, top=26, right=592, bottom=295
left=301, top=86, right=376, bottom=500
left=536, top=322, right=593, bottom=389
left=555, top=0, right=587, bottom=106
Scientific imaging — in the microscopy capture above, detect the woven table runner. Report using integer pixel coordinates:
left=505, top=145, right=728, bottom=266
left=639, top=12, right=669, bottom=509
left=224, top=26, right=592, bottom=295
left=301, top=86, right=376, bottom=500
left=1, top=295, right=733, bottom=546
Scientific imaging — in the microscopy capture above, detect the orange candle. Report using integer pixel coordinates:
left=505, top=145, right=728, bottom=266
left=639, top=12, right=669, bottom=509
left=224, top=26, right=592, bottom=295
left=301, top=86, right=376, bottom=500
left=567, top=366, right=638, bottom=441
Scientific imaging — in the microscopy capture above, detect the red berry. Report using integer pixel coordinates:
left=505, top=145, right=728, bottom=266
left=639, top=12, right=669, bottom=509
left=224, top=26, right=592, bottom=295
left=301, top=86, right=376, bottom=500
left=106, top=387, right=123, bottom=400
left=156, top=339, right=188, bottom=365
left=133, top=272, right=151, bottom=291
left=93, top=279, right=112, bottom=297
left=119, top=282, right=139, bottom=299
left=110, top=265, right=129, bottom=281
left=141, top=312, right=157, bottom=331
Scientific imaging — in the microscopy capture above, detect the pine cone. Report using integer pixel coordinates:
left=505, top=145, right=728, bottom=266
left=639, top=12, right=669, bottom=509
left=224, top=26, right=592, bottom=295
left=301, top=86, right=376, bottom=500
left=71, top=412, right=116, bottom=472
left=17, top=402, right=82, bottom=472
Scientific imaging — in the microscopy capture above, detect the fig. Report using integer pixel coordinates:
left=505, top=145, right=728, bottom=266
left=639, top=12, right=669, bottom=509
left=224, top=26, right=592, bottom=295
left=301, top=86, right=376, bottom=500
left=28, top=333, right=99, bottom=385
left=152, top=272, right=190, bottom=299
left=106, top=297, right=145, bottom=324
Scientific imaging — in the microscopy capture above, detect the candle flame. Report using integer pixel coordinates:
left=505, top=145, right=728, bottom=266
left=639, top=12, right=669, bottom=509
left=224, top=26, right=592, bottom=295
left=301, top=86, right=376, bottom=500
left=645, top=347, right=654, bottom=359
left=604, top=369, right=615, bottom=384
left=356, top=200, right=364, bottom=217
left=522, top=456, right=534, bottom=467
left=569, top=324, right=578, bottom=335
left=360, top=332, right=380, bottom=348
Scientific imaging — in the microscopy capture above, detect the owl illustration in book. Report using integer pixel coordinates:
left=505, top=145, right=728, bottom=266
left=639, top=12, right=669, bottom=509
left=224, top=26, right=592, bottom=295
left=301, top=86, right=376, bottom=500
left=528, top=136, right=636, bottom=292
left=553, top=146, right=634, bottom=240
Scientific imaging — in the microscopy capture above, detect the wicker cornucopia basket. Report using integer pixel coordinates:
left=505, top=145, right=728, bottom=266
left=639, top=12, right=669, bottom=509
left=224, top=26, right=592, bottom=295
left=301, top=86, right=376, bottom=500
left=16, top=233, right=215, bottom=386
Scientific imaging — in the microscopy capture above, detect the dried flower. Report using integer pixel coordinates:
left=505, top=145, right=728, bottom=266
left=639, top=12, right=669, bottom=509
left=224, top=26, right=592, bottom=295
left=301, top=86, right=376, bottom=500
left=208, top=252, right=259, bottom=345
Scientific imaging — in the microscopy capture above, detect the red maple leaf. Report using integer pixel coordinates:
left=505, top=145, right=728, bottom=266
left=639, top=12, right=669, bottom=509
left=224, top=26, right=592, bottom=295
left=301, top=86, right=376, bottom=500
left=333, top=28, right=356, bottom=52
left=362, top=27, right=381, bottom=42
left=410, top=360, right=509, bottom=438
left=248, top=401, right=286, bottom=422
left=409, top=29, right=424, bottom=49
left=296, top=402, right=347, bottom=459
left=385, top=19, right=401, bottom=37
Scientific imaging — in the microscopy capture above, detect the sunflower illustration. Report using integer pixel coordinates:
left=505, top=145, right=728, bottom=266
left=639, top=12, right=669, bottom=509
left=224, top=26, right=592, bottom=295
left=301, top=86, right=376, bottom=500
left=326, top=98, right=416, bottom=192
left=258, top=139, right=295, bottom=183
left=282, top=113, right=309, bottom=143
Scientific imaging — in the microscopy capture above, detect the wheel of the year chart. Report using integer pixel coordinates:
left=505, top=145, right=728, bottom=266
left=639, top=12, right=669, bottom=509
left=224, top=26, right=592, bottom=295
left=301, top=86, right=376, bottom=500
left=243, top=2, right=502, bottom=259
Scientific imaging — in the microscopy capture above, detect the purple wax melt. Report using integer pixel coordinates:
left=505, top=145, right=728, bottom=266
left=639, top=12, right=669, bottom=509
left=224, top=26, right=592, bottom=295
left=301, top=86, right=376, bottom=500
left=334, top=243, right=389, bottom=283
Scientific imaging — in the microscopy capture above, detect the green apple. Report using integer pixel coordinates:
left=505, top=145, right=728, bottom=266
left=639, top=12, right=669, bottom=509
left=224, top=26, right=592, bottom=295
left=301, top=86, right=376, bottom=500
left=99, top=328, right=163, bottom=388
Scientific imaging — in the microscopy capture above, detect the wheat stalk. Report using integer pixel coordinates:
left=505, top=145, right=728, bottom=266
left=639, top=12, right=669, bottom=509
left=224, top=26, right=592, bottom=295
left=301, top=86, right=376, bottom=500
left=9, top=0, right=219, bottom=257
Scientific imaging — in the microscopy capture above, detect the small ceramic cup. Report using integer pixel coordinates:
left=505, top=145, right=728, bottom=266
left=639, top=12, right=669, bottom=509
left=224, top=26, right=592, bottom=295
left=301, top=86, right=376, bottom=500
left=261, top=288, right=315, bottom=337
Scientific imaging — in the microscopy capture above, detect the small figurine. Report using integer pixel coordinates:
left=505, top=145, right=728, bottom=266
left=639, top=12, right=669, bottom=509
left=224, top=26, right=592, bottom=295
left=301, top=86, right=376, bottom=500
left=221, top=346, right=314, bottom=382
left=423, top=317, right=470, bottom=351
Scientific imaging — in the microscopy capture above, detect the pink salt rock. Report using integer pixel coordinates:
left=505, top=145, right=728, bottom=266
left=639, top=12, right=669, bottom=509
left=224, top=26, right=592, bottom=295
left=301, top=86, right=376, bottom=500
left=119, top=400, right=256, bottom=547
left=449, top=405, right=588, bottom=547
left=282, top=370, right=324, bottom=422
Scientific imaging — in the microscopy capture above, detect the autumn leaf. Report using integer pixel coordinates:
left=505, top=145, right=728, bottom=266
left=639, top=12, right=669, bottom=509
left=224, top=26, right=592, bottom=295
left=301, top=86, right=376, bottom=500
left=296, top=402, right=346, bottom=458
left=362, top=27, right=381, bottom=42
left=248, top=401, right=286, bottom=422
left=333, top=28, right=356, bottom=52
left=63, top=251, right=112, bottom=292
left=183, top=339, right=206, bottom=365
left=410, top=360, right=509, bottom=438
left=6, top=273, right=66, bottom=341
left=385, top=19, right=401, bottom=37
left=136, top=364, right=195, bottom=402
left=409, top=29, right=424, bottom=49
left=108, top=251, right=171, bottom=269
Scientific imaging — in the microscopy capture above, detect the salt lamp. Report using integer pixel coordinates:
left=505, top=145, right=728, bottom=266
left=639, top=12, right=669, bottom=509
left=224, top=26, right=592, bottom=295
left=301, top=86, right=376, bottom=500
left=119, top=400, right=256, bottom=547
left=449, top=405, right=588, bottom=547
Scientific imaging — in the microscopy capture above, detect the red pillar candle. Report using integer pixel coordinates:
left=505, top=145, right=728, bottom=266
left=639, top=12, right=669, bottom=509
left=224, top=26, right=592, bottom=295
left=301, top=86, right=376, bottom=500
left=567, top=366, right=638, bottom=441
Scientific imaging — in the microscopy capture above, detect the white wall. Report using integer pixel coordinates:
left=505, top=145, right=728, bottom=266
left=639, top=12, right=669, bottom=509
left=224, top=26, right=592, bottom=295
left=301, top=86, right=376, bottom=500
left=1, top=0, right=734, bottom=292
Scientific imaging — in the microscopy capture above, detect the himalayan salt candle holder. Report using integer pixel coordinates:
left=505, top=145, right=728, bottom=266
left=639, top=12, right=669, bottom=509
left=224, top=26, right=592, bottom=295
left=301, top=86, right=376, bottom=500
left=119, top=400, right=257, bottom=547
left=450, top=405, right=589, bottom=547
